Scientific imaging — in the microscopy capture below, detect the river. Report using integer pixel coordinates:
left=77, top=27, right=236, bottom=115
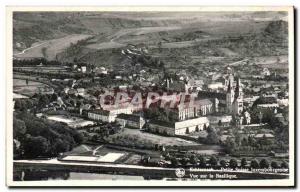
left=14, top=169, right=145, bottom=181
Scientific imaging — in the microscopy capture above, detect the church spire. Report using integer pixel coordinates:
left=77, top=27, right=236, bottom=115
left=235, top=77, right=241, bottom=99
left=227, top=80, right=232, bottom=93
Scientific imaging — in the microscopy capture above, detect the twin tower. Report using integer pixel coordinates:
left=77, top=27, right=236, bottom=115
left=225, top=74, right=243, bottom=116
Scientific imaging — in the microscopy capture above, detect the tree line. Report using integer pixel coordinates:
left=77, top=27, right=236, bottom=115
left=13, top=112, right=84, bottom=159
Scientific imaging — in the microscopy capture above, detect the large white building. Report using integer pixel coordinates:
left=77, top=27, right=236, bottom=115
left=116, top=114, right=146, bottom=129
left=148, top=116, right=209, bottom=136
left=88, top=106, right=134, bottom=123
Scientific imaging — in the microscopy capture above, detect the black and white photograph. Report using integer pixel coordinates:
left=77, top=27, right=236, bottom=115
left=6, top=6, right=295, bottom=187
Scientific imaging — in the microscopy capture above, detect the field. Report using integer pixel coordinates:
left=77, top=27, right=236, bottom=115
left=254, top=55, right=288, bottom=69
left=107, top=128, right=199, bottom=147
left=62, top=153, right=125, bottom=163
left=46, top=115, right=95, bottom=128
left=13, top=66, right=69, bottom=73
left=86, top=26, right=182, bottom=50
left=13, top=78, right=43, bottom=87
left=63, top=144, right=143, bottom=165
left=13, top=93, right=29, bottom=99
left=13, top=78, right=49, bottom=96
left=13, top=34, right=92, bottom=60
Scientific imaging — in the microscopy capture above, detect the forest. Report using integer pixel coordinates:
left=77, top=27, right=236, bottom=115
left=13, top=112, right=84, bottom=159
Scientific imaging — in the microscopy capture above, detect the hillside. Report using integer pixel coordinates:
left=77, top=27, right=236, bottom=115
left=13, top=12, right=92, bottom=50
left=13, top=12, right=288, bottom=69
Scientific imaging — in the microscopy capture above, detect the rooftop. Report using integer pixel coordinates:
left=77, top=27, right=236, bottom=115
left=197, top=91, right=226, bottom=100
left=116, top=113, right=142, bottom=122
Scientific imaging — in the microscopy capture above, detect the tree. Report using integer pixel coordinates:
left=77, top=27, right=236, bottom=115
left=259, top=159, right=269, bottom=169
left=38, top=95, right=50, bottom=107
left=234, top=133, right=242, bottom=146
left=180, top=157, right=189, bottom=166
left=14, top=99, right=24, bottom=111
left=190, top=155, right=198, bottom=165
left=224, top=137, right=237, bottom=153
left=158, top=41, right=162, bottom=51
left=50, top=93, right=58, bottom=102
left=72, top=131, right=84, bottom=144
left=281, top=161, right=288, bottom=169
left=171, top=157, right=179, bottom=167
left=23, top=135, right=49, bottom=158
left=185, top=127, right=190, bottom=134
left=220, top=160, right=227, bottom=168
left=218, top=120, right=222, bottom=126
left=15, top=112, right=82, bottom=158
left=13, top=118, right=26, bottom=140
left=198, top=156, right=206, bottom=168
left=250, top=159, right=259, bottom=169
left=229, top=159, right=238, bottom=169
left=271, top=161, right=279, bottom=169
left=248, top=136, right=255, bottom=146
left=241, top=138, right=248, bottom=146
left=209, top=156, right=218, bottom=167
left=52, top=138, right=69, bottom=155
left=205, top=127, right=220, bottom=144
left=241, top=158, right=247, bottom=168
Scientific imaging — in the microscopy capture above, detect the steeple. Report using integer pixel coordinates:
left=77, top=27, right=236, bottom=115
left=227, top=80, right=232, bottom=93
left=234, top=77, right=241, bottom=99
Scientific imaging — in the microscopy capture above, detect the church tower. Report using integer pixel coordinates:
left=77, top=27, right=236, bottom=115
left=226, top=80, right=234, bottom=113
left=233, top=77, right=243, bottom=115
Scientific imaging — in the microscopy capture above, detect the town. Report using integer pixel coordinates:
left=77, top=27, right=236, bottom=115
left=12, top=11, right=290, bottom=181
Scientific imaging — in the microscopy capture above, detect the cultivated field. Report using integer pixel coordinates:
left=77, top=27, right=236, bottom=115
left=13, top=78, right=49, bottom=96
left=14, top=34, right=92, bottom=60
left=86, top=26, right=182, bottom=50
left=254, top=55, right=288, bottom=69
left=108, top=128, right=199, bottom=147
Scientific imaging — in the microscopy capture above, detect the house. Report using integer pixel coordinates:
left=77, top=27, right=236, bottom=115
left=81, top=66, right=87, bottom=73
left=243, top=96, right=260, bottom=107
left=277, top=98, right=289, bottom=106
left=160, top=97, right=214, bottom=122
left=254, top=133, right=275, bottom=141
left=88, top=106, right=134, bottom=123
left=197, top=99, right=214, bottom=116
left=95, top=67, right=108, bottom=75
left=207, top=82, right=223, bottom=90
left=262, top=68, right=271, bottom=76
left=67, top=88, right=77, bottom=95
left=88, top=110, right=115, bottom=122
left=257, top=103, right=279, bottom=109
left=115, top=114, right=145, bottom=129
left=38, top=87, right=54, bottom=95
left=64, top=87, right=70, bottom=94
left=148, top=116, right=209, bottom=136
left=115, top=76, right=122, bottom=80
left=77, top=88, right=85, bottom=96
left=207, top=115, right=232, bottom=126
left=243, top=111, right=251, bottom=124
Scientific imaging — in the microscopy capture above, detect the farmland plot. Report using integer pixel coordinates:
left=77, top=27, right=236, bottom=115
left=14, top=34, right=92, bottom=60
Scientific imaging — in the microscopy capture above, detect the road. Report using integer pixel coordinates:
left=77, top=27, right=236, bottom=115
left=14, top=42, right=47, bottom=56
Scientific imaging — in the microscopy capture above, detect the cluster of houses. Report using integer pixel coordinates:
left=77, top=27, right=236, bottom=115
left=13, top=56, right=288, bottom=142
left=83, top=73, right=256, bottom=136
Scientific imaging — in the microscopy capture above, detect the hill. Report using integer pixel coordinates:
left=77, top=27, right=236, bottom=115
left=13, top=12, right=288, bottom=70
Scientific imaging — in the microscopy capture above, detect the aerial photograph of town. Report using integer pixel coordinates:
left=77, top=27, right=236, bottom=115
left=9, top=8, right=294, bottom=186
